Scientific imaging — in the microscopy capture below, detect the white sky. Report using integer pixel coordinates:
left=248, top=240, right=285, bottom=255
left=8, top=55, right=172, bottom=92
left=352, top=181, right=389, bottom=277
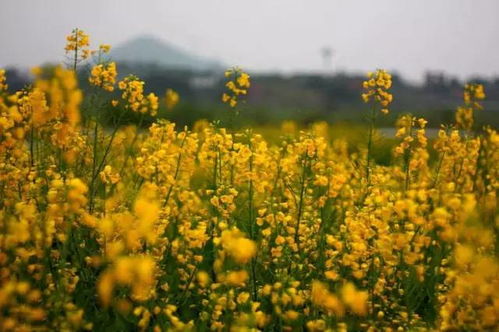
left=1, top=0, right=498, bottom=82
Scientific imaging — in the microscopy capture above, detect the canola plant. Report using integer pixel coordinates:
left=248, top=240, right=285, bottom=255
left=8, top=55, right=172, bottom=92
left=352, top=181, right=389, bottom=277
left=0, top=29, right=497, bottom=331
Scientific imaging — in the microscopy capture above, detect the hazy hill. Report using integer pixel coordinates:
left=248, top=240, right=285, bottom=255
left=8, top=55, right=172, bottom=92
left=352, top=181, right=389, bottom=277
left=110, top=35, right=224, bottom=71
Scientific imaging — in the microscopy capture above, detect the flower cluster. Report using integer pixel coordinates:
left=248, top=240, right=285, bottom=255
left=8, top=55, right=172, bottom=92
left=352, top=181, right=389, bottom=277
left=222, top=67, right=251, bottom=108
left=393, top=115, right=429, bottom=189
left=65, top=28, right=91, bottom=61
left=361, top=69, right=393, bottom=114
left=165, top=88, right=179, bottom=110
left=0, top=69, right=7, bottom=92
left=118, top=75, right=159, bottom=116
left=456, top=83, right=486, bottom=131
left=99, top=44, right=111, bottom=54
left=463, top=83, right=485, bottom=106
left=89, top=62, right=117, bottom=92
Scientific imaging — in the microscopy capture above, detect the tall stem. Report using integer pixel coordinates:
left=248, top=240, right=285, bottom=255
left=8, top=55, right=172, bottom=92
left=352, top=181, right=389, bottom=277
left=89, top=121, right=99, bottom=212
left=247, top=133, right=257, bottom=300
left=73, top=28, right=78, bottom=72
left=403, top=122, right=414, bottom=192
left=29, top=123, right=35, bottom=168
left=163, top=134, right=188, bottom=207
left=365, top=105, right=377, bottom=187
left=294, top=157, right=308, bottom=246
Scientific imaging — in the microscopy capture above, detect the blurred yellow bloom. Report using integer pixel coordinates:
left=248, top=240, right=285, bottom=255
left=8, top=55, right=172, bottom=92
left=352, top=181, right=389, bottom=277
left=341, top=282, right=368, bottom=316
left=220, top=228, right=256, bottom=264
left=99, top=44, right=111, bottom=53
left=165, top=88, right=179, bottom=110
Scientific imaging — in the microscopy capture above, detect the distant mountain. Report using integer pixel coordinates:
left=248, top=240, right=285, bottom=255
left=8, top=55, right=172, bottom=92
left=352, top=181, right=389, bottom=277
left=110, top=35, right=224, bottom=72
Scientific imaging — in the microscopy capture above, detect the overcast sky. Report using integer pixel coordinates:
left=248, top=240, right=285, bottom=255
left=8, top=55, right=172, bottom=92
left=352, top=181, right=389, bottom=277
left=1, top=0, right=498, bottom=82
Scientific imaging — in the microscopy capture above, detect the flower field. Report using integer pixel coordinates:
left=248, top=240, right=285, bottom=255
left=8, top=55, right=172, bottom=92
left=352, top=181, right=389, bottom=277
left=0, top=30, right=498, bottom=331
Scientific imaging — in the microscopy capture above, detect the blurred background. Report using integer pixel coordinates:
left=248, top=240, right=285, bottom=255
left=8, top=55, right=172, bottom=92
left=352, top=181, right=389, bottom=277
left=1, top=0, right=498, bottom=128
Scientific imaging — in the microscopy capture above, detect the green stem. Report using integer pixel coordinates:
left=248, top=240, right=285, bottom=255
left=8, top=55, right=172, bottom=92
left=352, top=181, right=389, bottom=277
left=163, top=133, right=188, bottom=207
left=247, top=133, right=258, bottom=301
left=294, top=157, right=308, bottom=246
left=89, top=121, right=99, bottom=212
left=365, top=105, right=377, bottom=186
left=73, top=28, right=78, bottom=72
left=404, top=121, right=414, bottom=192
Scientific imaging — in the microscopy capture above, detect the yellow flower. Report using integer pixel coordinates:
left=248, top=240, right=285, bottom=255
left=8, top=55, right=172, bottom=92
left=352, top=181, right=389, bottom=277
left=97, top=256, right=156, bottom=306
left=361, top=69, right=393, bottom=114
left=222, top=67, right=250, bottom=109
left=0, top=69, right=8, bottom=91
left=341, top=282, right=368, bottom=316
left=99, top=44, right=111, bottom=53
left=284, top=310, right=299, bottom=321
left=456, top=83, right=485, bottom=130
left=196, top=271, right=211, bottom=288
left=311, top=281, right=344, bottom=316
left=220, top=228, right=256, bottom=264
left=99, top=165, right=120, bottom=184
left=224, top=270, right=248, bottom=286
left=237, top=72, right=251, bottom=88
left=165, top=88, right=179, bottom=110
left=89, top=62, right=117, bottom=91
left=65, top=28, right=91, bottom=61
left=118, top=75, right=157, bottom=116
left=324, top=270, right=338, bottom=280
